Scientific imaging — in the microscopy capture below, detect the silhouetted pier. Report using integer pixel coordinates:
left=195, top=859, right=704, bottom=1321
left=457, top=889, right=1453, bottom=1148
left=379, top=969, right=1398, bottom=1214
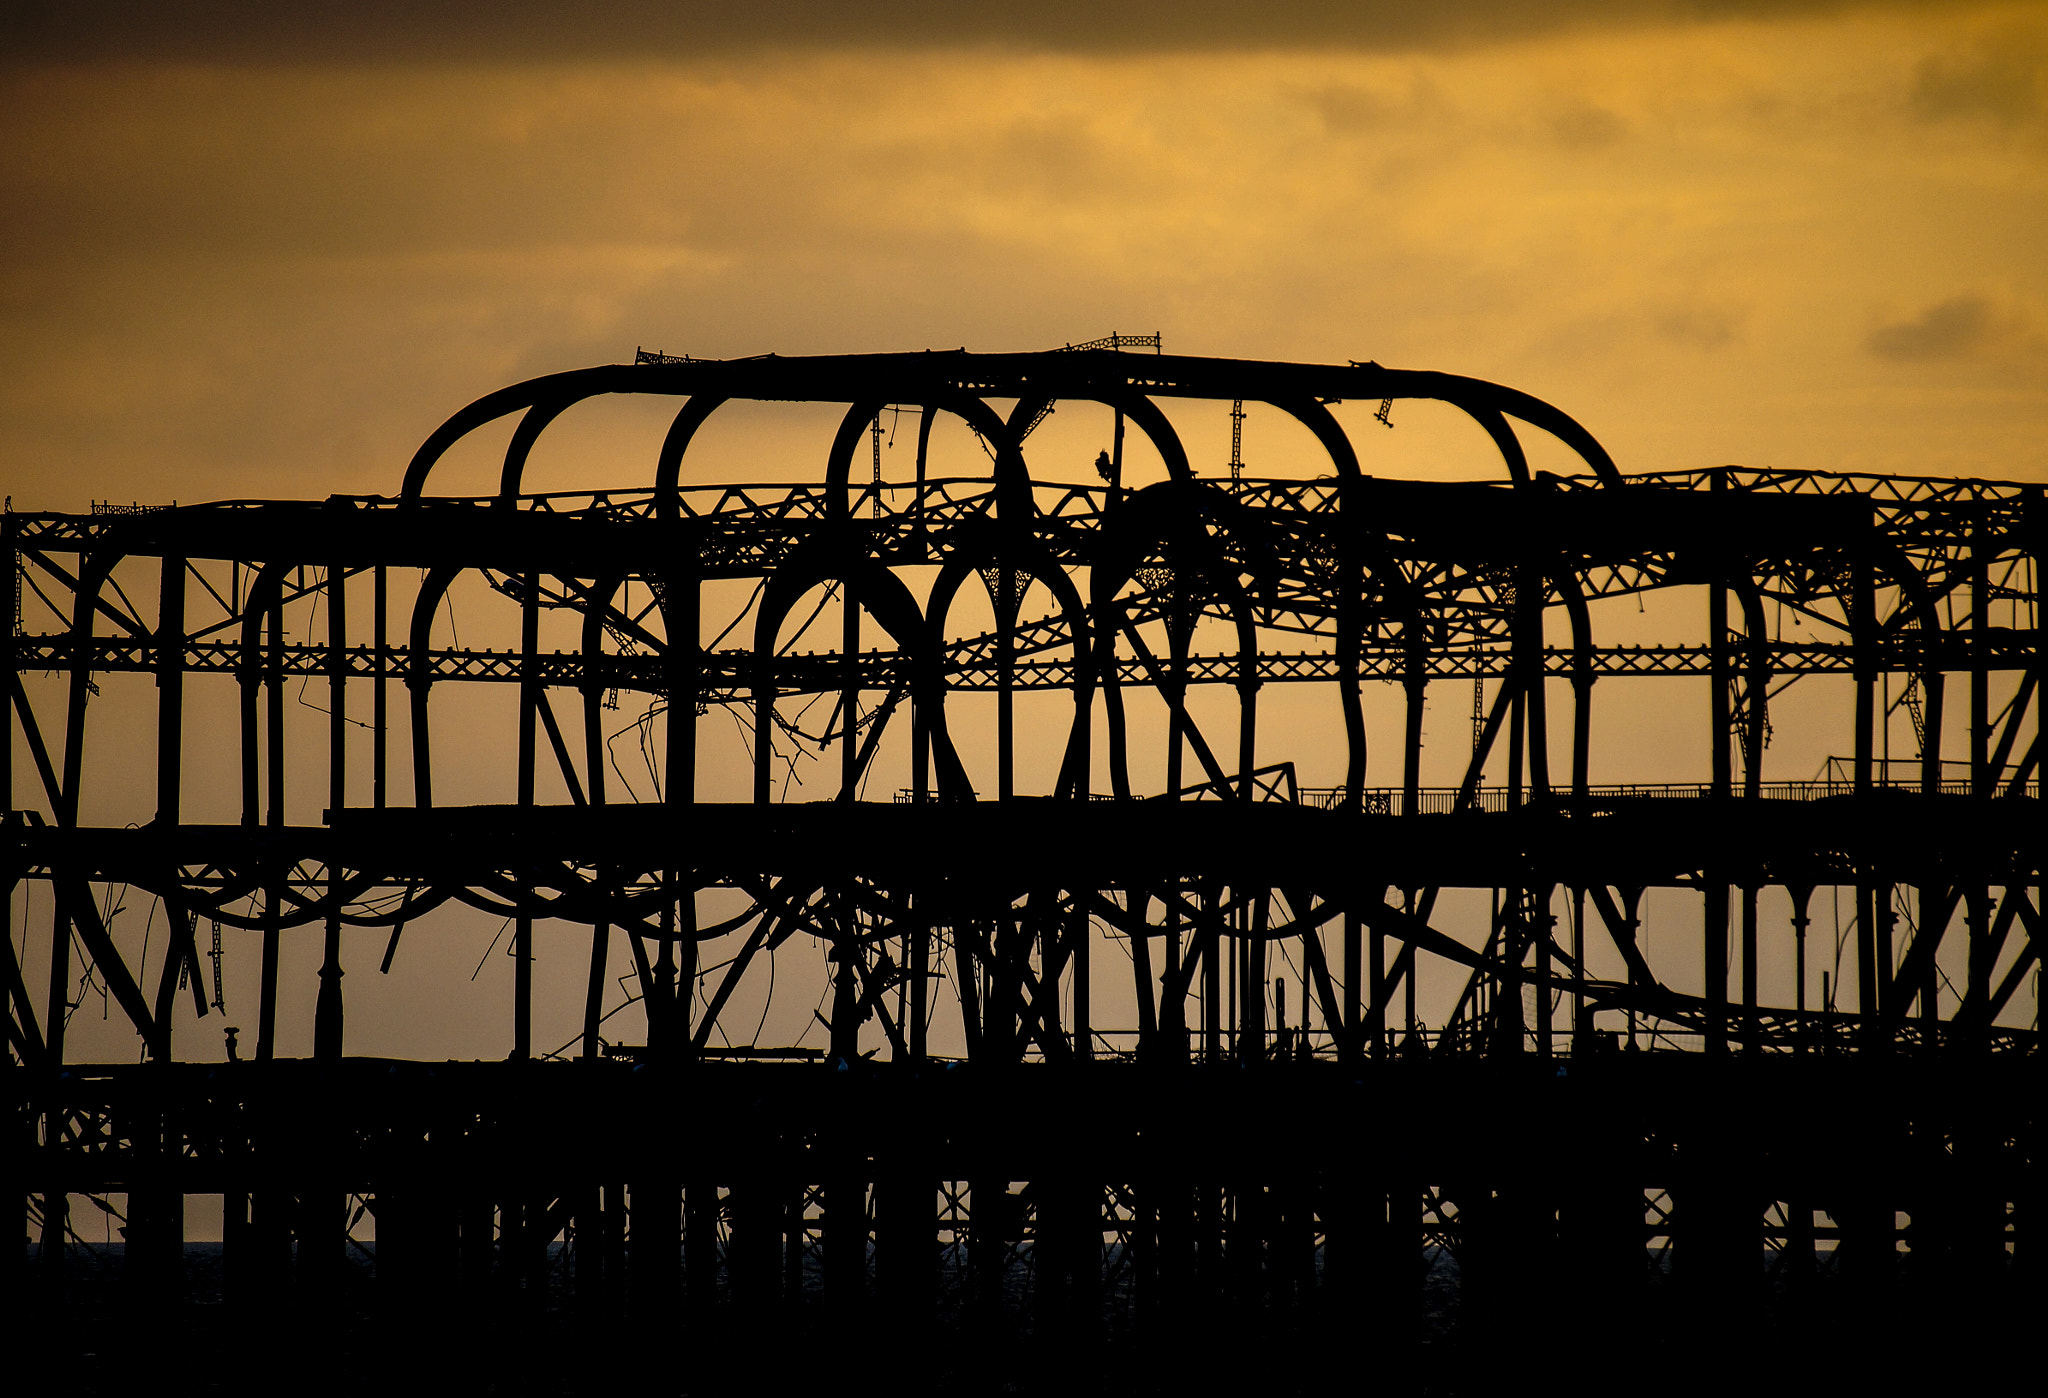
left=10, top=348, right=2038, bottom=1389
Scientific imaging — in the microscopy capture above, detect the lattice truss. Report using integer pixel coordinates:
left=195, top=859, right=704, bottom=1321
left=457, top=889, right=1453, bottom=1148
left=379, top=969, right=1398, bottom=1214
left=4, top=350, right=2041, bottom=1069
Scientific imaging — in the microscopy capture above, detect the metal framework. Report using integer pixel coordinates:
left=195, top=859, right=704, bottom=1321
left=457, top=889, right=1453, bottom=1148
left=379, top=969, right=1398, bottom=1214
left=8, top=348, right=2041, bottom=1356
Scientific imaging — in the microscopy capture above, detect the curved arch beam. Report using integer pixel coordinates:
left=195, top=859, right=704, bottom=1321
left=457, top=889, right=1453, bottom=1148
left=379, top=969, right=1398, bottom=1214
left=1461, top=404, right=1533, bottom=489
left=405, top=564, right=463, bottom=809
left=921, top=523, right=1096, bottom=800
left=747, top=534, right=948, bottom=804
left=821, top=392, right=1032, bottom=521
left=653, top=396, right=730, bottom=520
left=1363, top=368, right=1622, bottom=484
left=496, top=398, right=576, bottom=505
left=1094, top=391, right=1192, bottom=483
left=401, top=366, right=653, bottom=502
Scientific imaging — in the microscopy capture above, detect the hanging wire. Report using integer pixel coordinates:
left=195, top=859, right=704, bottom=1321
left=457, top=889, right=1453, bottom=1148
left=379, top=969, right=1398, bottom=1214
left=470, top=918, right=513, bottom=981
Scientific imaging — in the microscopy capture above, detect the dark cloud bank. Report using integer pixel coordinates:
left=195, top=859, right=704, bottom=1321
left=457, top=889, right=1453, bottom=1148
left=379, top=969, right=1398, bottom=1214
left=0, top=0, right=1968, bottom=64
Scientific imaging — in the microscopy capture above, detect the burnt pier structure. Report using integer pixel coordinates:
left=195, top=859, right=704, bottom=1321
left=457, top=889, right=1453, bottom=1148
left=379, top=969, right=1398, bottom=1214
left=8, top=347, right=2041, bottom=1383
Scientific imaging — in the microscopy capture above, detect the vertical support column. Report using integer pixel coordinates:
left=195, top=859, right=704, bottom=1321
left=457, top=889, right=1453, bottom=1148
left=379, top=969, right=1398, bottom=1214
left=1159, top=577, right=1189, bottom=1062
left=1497, top=889, right=1525, bottom=1053
left=1506, top=688, right=1525, bottom=808
left=1706, top=516, right=1731, bottom=1057
left=582, top=866, right=610, bottom=1063
left=1789, top=884, right=1813, bottom=1049
left=258, top=574, right=284, bottom=1061
left=1244, top=892, right=1268, bottom=1061
left=996, top=565, right=1013, bottom=801
left=1161, top=882, right=1185, bottom=1062
left=1395, top=660, right=1424, bottom=1057
left=149, top=545, right=188, bottom=1329
left=1402, top=669, right=1424, bottom=817
left=0, top=522, right=23, bottom=1299
left=1966, top=508, right=1992, bottom=1046
left=1740, top=886, right=1758, bottom=1054
left=666, top=561, right=700, bottom=1059
left=156, top=554, right=186, bottom=832
left=874, top=1154, right=936, bottom=1333
left=1202, top=893, right=1221, bottom=1062
left=1366, top=912, right=1385, bottom=1058
left=372, top=564, right=387, bottom=810
left=909, top=669, right=929, bottom=805
left=582, top=585, right=614, bottom=1062
left=1342, top=910, right=1362, bottom=1068
left=512, top=570, right=537, bottom=1060
left=1851, top=526, right=1879, bottom=1040
left=1570, top=885, right=1589, bottom=1049
left=1338, top=456, right=1366, bottom=1072
left=667, top=551, right=701, bottom=811
left=1534, top=886, right=1553, bottom=1059
left=650, top=885, right=677, bottom=1062
left=313, top=560, right=345, bottom=1060
left=843, top=569, right=862, bottom=799
left=2, top=511, right=12, bottom=824
left=683, top=1180, right=718, bottom=1309
left=1237, top=666, right=1258, bottom=802
left=1517, top=559, right=1550, bottom=799
left=39, top=881, right=70, bottom=1280
left=631, top=1176, right=680, bottom=1315
left=909, top=889, right=930, bottom=1063
left=148, top=556, right=190, bottom=1244
left=1069, top=886, right=1088, bottom=1060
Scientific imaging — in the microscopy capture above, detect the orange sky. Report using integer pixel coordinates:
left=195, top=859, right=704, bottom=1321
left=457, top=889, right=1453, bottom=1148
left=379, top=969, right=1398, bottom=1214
left=4, top=4, right=2041, bottom=1068
left=2, top=1, right=2043, bottom=509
